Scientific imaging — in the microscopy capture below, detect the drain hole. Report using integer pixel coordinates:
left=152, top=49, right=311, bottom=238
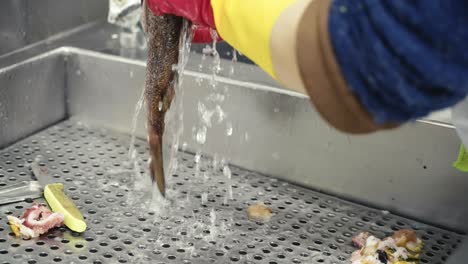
left=113, top=246, right=123, bottom=252
left=253, top=255, right=263, bottom=260
left=329, top=244, right=338, bottom=250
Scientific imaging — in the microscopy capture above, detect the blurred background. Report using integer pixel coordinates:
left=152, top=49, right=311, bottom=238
left=0, top=0, right=254, bottom=64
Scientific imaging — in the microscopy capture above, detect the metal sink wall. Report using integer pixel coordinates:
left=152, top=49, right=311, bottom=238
left=1, top=47, right=467, bottom=233
left=0, top=51, right=67, bottom=148
left=0, top=0, right=107, bottom=56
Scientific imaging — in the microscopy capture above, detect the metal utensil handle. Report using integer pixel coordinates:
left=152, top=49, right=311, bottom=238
left=0, top=181, right=43, bottom=206
left=0, top=181, right=39, bottom=194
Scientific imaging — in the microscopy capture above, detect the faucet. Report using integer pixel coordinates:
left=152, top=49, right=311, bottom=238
left=108, top=0, right=146, bottom=52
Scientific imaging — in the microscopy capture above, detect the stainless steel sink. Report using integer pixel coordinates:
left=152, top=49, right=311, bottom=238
left=0, top=47, right=466, bottom=263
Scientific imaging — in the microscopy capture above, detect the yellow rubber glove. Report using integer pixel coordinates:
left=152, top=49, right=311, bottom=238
left=211, top=0, right=314, bottom=94
left=212, top=0, right=295, bottom=77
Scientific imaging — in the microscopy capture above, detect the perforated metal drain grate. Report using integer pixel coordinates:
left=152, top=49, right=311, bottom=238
left=0, top=120, right=464, bottom=264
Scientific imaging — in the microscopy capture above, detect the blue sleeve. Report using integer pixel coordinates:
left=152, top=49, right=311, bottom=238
left=328, top=0, right=468, bottom=124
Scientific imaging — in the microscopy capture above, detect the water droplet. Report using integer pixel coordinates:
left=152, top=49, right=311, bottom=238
left=216, top=105, right=226, bottom=123
left=226, top=122, right=233, bottom=136
left=229, top=66, right=235, bottom=76
left=202, top=45, right=213, bottom=55
left=201, top=192, right=208, bottom=204
left=210, top=208, right=216, bottom=225
left=223, top=165, right=231, bottom=179
left=158, top=101, right=163, bottom=111
left=196, top=126, right=207, bottom=144
left=194, top=152, right=201, bottom=163
left=228, top=185, right=233, bottom=199
left=212, top=154, right=219, bottom=169
left=198, top=102, right=214, bottom=127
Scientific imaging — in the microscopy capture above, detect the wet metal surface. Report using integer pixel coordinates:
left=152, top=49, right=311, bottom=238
left=0, top=120, right=464, bottom=263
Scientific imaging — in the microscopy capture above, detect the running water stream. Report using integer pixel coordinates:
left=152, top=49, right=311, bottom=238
left=125, top=20, right=193, bottom=206
left=125, top=23, right=241, bottom=254
left=190, top=29, right=241, bottom=232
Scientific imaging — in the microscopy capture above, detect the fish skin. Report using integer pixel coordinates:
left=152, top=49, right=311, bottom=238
left=143, top=1, right=183, bottom=196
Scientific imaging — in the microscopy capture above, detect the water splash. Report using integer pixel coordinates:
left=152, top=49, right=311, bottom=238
left=164, top=20, right=195, bottom=187
left=128, top=87, right=145, bottom=159
left=229, top=49, right=238, bottom=77
left=126, top=20, right=195, bottom=212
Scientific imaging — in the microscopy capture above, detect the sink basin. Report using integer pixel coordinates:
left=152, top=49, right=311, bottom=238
left=0, top=47, right=466, bottom=263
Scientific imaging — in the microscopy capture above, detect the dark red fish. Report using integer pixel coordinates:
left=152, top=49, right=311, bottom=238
left=143, top=1, right=183, bottom=196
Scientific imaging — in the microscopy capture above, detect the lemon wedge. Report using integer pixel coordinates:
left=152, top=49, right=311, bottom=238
left=44, top=183, right=87, bottom=233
